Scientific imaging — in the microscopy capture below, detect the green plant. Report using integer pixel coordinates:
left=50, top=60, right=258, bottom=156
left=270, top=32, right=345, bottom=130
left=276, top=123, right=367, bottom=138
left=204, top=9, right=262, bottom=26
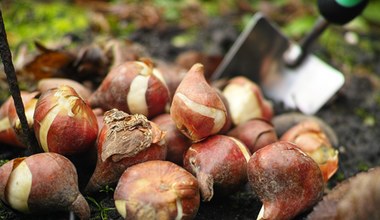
left=86, top=196, right=115, bottom=220
left=0, top=202, right=10, bottom=220
left=99, top=185, right=114, bottom=194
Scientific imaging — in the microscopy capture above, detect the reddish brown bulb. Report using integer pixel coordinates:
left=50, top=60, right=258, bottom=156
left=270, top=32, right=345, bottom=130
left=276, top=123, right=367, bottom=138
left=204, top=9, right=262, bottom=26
left=89, top=60, right=171, bottom=119
left=247, top=141, right=324, bottom=220
left=0, top=92, right=39, bottom=148
left=154, top=60, right=187, bottom=100
left=183, top=135, right=251, bottom=201
left=33, top=85, right=98, bottom=155
left=114, top=160, right=200, bottom=220
left=0, top=153, right=90, bottom=219
left=37, top=78, right=92, bottom=101
left=84, top=109, right=167, bottom=194
left=152, top=113, right=191, bottom=165
left=170, top=63, right=229, bottom=142
left=8, top=91, right=40, bottom=145
left=228, top=118, right=278, bottom=153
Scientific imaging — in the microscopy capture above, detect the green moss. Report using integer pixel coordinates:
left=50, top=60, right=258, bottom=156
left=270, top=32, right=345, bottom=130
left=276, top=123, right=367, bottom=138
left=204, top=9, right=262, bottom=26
left=326, top=170, right=345, bottom=189
left=355, top=108, right=376, bottom=127
left=362, top=1, right=380, bottom=23
left=172, top=28, right=198, bottom=47
left=357, top=161, right=369, bottom=172
left=153, top=0, right=181, bottom=22
left=2, top=1, right=90, bottom=50
left=374, top=93, right=380, bottom=107
left=202, top=1, right=222, bottom=17
left=283, top=15, right=316, bottom=39
left=0, top=160, right=8, bottom=167
left=239, top=14, right=254, bottom=32
left=334, top=171, right=346, bottom=182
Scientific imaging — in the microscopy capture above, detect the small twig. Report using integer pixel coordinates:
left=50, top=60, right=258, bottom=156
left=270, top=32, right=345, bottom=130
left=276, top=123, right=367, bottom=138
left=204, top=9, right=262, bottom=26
left=0, top=8, right=39, bottom=154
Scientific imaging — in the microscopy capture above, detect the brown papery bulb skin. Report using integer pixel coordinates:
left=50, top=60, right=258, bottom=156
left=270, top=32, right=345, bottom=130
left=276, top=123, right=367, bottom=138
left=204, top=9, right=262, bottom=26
left=280, top=120, right=339, bottom=182
left=170, top=63, right=229, bottom=142
left=89, top=61, right=170, bottom=119
left=222, top=76, right=273, bottom=125
left=228, top=118, right=278, bottom=154
left=152, top=113, right=191, bottom=166
left=0, top=153, right=90, bottom=219
left=114, top=160, right=200, bottom=220
left=247, top=141, right=324, bottom=220
left=33, top=85, right=98, bottom=155
left=183, top=135, right=251, bottom=201
left=84, top=109, right=167, bottom=194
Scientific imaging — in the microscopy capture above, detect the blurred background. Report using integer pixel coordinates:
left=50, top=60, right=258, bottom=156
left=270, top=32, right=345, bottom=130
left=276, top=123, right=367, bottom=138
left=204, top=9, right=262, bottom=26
left=1, top=0, right=379, bottom=79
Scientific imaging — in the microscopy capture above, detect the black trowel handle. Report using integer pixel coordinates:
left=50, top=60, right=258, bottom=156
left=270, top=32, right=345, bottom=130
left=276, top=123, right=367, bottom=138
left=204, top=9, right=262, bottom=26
left=318, top=0, right=369, bottom=25
left=285, top=0, right=368, bottom=67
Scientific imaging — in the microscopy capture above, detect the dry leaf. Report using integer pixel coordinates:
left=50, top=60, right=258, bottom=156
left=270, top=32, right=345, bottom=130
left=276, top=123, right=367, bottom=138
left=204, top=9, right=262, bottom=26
left=308, top=167, right=380, bottom=220
left=22, top=42, right=75, bottom=80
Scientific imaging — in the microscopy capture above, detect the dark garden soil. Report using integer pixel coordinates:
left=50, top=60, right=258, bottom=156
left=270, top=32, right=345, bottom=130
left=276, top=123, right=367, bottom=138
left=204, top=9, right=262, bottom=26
left=1, top=1, right=380, bottom=219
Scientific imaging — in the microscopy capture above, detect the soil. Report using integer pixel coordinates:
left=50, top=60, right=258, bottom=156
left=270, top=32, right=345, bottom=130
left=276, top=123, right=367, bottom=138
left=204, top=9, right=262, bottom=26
left=1, top=10, right=380, bottom=220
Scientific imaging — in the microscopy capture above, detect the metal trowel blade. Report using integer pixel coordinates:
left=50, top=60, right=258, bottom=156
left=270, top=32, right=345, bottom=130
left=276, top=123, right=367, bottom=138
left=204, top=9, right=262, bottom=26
left=212, top=13, right=344, bottom=115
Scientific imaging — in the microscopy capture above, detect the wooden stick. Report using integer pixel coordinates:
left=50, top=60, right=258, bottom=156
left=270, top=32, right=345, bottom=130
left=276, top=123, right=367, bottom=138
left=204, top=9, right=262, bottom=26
left=0, top=8, right=39, bottom=154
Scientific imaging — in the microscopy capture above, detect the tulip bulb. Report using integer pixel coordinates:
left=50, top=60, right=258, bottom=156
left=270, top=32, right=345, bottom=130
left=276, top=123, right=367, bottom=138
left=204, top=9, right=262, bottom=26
left=272, top=112, right=339, bottom=147
left=280, top=120, right=339, bottom=182
left=8, top=91, right=40, bottom=146
left=0, top=92, right=39, bottom=148
left=0, top=153, right=90, bottom=219
left=154, top=60, right=187, bottom=100
left=183, top=135, right=251, bottom=201
left=37, top=78, right=92, bottom=101
left=89, top=60, right=171, bottom=118
left=222, top=76, right=273, bottom=125
left=114, top=160, right=200, bottom=220
left=227, top=118, right=278, bottom=154
left=247, top=141, right=324, bottom=220
left=33, top=85, right=98, bottom=155
left=170, top=63, right=229, bottom=142
left=85, top=109, right=167, bottom=193
left=152, top=113, right=191, bottom=165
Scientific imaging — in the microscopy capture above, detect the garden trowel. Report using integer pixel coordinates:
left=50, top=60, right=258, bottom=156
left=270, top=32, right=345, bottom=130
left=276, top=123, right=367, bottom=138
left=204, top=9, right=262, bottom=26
left=212, top=0, right=368, bottom=115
